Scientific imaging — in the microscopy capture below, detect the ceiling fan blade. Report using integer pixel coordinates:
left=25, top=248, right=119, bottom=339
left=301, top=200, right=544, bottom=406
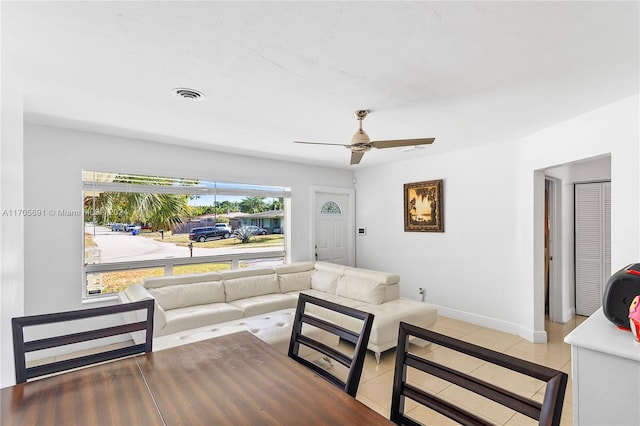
left=370, top=138, right=435, bottom=149
left=293, top=141, right=351, bottom=147
left=350, top=151, right=365, bottom=165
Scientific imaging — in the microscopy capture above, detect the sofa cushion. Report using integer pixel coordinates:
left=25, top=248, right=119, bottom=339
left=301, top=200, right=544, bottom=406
left=149, top=281, right=225, bottom=310
left=336, top=274, right=385, bottom=304
left=278, top=271, right=312, bottom=293
left=273, top=261, right=315, bottom=275
left=158, top=303, right=244, bottom=337
left=229, top=294, right=297, bottom=317
left=348, top=298, right=438, bottom=348
left=223, top=273, right=279, bottom=302
left=311, top=261, right=350, bottom=294
left=343, top=267, right=400, bottom=285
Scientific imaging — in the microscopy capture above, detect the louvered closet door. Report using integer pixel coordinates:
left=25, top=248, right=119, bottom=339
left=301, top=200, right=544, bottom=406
left=575, top=182, right=611, bottom=316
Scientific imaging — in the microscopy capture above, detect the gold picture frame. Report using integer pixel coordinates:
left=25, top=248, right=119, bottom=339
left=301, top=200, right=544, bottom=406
left=404, top=179, right=444, bottom=232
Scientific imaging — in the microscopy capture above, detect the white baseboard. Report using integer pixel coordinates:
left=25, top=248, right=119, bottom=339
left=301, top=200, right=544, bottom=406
left=563, top=307, right=576, bottom=323
left=432, top=304, right=548, bottom=343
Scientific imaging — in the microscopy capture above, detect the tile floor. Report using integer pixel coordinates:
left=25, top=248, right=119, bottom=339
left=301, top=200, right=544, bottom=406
left=351, top=314, right=586, bottom=425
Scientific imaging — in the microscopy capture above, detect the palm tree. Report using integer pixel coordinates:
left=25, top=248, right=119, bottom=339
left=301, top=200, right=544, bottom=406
left=239, top=197, right=268, bottom=213
left=85, top=171, right=195, bottom=231
left=130, top=192, right=192, bottom=231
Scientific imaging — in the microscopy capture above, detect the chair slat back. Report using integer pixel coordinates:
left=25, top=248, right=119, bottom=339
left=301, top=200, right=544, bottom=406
left=288, top=293, right=374, bottom=397
left=391, top=322, right=567, bottom=426
left=12, top=299, right=154, bottom=383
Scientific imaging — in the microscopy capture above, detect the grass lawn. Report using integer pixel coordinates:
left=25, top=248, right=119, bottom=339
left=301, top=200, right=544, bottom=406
left=139, top=230, right=284, bottom=248
left=99, top=263, right=238, bottom=294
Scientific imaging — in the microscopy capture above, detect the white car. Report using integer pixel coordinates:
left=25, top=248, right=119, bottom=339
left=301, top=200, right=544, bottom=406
left=214, top=223, right=232, bottom=233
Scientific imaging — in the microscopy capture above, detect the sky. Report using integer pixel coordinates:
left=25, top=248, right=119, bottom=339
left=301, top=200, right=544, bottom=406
left=188, top=194, right=244, bottom=206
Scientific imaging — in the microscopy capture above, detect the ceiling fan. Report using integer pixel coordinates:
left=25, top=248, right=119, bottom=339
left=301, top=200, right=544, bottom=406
left=294, top=110, right=435, bottom=165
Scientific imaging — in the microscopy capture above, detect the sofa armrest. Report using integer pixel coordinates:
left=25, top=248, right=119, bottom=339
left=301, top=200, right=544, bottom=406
left=121, top=284, right=167, bottom=332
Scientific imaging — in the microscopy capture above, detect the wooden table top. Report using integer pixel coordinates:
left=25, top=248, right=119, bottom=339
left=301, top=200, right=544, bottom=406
left=1, top=357, right=164, bottom=426
left=2, top=331, right=392, bottom=426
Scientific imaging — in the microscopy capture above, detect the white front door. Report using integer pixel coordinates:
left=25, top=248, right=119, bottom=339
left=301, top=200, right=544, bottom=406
left=312, top=187, right=355, bottom=266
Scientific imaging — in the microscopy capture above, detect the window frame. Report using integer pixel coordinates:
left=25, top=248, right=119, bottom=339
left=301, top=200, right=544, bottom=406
left=82, top=171, right=289, bottom=300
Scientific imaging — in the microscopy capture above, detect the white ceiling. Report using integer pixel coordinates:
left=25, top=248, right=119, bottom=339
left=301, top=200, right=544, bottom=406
left=3, top=1, right=638, bottom=169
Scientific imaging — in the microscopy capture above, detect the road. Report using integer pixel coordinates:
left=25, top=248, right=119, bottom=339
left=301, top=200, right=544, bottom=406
left=85, top=225, right=282, bottom=263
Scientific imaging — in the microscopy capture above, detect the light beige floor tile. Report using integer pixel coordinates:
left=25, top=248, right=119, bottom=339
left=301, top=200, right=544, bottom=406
left=459, top=328, right=522, bottom=353
left=358, top=370, right=396, bottom=409
left=431, top=316, right=482, bottom=339
left=470, top=362, right=545, bottom=398
left=418, top=344, right=485, bottom=374
left=403, top=404, right=461, bottom=425
left=504, top=412, right=539, bottom=425
left=438, top=384, right=517, bottom=425
left=355, top=314, right=580, bottom=425
left=356, top=393, right=389, bottom=418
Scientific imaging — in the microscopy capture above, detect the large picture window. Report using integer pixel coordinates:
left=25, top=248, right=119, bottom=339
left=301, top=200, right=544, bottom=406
left=83, top=171, right=289, bottom=298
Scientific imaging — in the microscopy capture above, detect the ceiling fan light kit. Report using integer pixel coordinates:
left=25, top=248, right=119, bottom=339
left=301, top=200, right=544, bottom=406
left=294, top=110, right=435, bottom=165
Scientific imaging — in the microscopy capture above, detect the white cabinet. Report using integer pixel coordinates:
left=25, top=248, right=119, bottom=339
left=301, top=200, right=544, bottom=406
left=564, top=309, right=640, bottom=425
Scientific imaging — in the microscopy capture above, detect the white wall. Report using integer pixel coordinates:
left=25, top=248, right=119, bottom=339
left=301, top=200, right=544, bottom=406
left=570, top=156, right=611, bottom=183
left=355, top=94, right=639, bottom=341
left=0, top=58, right=25, bottom=387
left=21, top=124, right=354, bottom=315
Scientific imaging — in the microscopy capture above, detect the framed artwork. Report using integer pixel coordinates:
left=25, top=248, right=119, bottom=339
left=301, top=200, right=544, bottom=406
left=404, top=179, right=444, bottom=232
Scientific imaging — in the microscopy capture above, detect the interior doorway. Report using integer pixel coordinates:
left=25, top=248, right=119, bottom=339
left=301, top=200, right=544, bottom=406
left=536, top=155, right=611, bottom=337
left=545, top=177, right=562, bottom=323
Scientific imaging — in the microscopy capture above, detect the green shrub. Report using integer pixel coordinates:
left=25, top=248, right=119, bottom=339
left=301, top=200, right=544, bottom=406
left=234, top=226, right=257, bottom=244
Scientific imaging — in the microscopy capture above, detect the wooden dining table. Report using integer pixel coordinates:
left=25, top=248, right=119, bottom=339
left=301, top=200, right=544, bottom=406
left=1, top=331, right=393, bottom=425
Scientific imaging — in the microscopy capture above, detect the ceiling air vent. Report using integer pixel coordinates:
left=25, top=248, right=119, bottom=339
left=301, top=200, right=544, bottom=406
left=171, top=87, right=205, bottom=102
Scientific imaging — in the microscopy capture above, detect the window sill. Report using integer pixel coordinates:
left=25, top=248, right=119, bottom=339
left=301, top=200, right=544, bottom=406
left=82, top=294, right=120, bottom=305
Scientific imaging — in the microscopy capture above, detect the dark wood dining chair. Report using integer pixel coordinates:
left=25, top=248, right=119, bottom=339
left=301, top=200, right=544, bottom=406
left=12, top=299, right=154, bottom=383
left=288, top=293, right=374, bottom=397
left=391, top=321, right=567, bottom=426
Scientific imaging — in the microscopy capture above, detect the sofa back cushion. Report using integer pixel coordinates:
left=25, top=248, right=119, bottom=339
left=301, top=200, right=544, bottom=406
left=336, top=268, right=400, bottom=304
left=278, top=271, right=312, bottom=293
left=222, top=269, right=279, bottom=302
left=311, top=262, right=349, bottom=294
left=148, top=281, right=225, bottom=310
left=273, top=262, right=315, bottom=275
left=273, top=262, right=314, bottom=293
left=143, top=272, right=222, bottom=289
left=336, top=275, right=385, bottom=304
left=344, top=267, right=400, bottom=285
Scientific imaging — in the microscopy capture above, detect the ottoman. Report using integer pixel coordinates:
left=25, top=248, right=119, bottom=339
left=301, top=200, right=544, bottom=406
left=153, top=308, right=339, bottom=356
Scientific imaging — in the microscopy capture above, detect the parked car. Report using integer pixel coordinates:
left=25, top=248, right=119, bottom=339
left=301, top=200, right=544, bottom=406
left=214, top=223, right=232, bottom=233
left=248, top=225, right=268, bottom=235
left=111, top=223, right=125, bottom=231
left=124, top=223, right=140, bottom=231
left=235, top=225, right=268, bottom=236
left=189, top=226, right=231, bottom=242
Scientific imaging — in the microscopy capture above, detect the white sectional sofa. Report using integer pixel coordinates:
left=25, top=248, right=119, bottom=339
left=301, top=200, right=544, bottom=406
left=120, top=261, right=437, bottom=361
